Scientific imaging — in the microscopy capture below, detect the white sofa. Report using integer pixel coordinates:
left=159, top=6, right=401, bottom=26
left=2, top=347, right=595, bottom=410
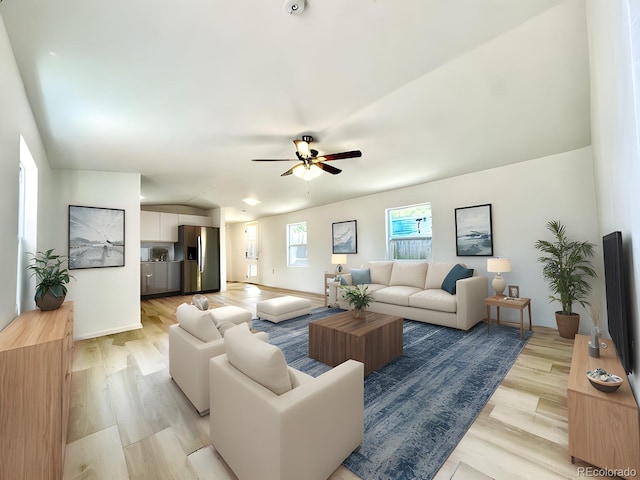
left=209, top=324, right=364, bottom=480
left=169, top=303, right=268, bottom=415
left=328, top=261, right=488, bottom=330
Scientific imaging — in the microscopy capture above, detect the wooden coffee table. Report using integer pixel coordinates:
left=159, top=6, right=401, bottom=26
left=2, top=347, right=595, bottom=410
left=308, top=310, right=403, bottom=375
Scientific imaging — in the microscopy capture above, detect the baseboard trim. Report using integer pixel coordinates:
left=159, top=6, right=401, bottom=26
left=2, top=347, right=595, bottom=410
left=74, top=322, right=143, bottom=341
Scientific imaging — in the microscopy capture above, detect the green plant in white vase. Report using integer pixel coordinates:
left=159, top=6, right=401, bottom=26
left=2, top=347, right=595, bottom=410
left=340, top=284, right=374, bottom=319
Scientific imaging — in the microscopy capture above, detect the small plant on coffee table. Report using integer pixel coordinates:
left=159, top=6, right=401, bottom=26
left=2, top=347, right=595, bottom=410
left=341, top=284, right=374, bottom=318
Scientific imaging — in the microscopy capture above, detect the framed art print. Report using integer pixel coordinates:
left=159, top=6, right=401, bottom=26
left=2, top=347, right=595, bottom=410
left=68, top=205, right=125, bottom=269
left=454, top=204, right=493, bottom=256
left=332, top=220, right=357, bottom=254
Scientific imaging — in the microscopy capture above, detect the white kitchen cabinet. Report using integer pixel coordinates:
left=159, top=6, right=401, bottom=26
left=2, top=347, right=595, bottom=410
left=178, top=213, right=213, bottom=227
left=140, top=211, right=160, bottom=241
left=140, top=211, right=179, bottom=241
left=159, top=213, right=179, bottom=242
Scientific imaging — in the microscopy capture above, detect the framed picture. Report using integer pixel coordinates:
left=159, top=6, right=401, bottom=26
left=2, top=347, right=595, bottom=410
left=69, top=205, right=125, bottom=269
left=455, top=204, right=493, bottom=256
left=508, top=285, right=520, bottom=298
left=332, top=220, right=357, bottom=254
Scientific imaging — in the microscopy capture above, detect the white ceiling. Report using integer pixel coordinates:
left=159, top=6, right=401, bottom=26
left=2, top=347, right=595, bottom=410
left=0, top=0, right=590, bottom=222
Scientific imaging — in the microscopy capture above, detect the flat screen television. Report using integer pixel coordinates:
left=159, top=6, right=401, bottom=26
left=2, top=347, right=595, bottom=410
left=602, top=231, right=633, bottom=374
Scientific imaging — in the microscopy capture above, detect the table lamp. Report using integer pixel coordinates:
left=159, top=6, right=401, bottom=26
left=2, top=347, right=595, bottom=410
left=331, top=254, right=347, bottom=276
left=487, top=257, right=511, bottom=296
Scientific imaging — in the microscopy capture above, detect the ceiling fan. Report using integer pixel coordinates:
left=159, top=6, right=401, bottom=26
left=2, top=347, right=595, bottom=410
left=252, top=135, right=362, bottom=180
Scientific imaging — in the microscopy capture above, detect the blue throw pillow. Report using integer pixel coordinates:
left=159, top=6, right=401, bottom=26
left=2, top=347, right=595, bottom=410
left=339, top=276, right=349, bottom=286
left=441, top=264, right=474, bottom=295
left=350, top=268, right=371, bottom=285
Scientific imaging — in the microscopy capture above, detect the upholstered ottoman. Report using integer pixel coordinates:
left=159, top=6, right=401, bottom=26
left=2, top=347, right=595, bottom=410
left=256, top=296, right=312, bottom=323
left=210, top=305, right=253, bottom=328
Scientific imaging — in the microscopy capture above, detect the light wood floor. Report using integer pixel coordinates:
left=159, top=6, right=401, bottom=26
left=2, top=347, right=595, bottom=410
left=63, top=283, right=615, bottom=480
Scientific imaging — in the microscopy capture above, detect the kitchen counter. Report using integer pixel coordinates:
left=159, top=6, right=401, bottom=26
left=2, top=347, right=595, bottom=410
left=141, top=260, right=181, bottom=264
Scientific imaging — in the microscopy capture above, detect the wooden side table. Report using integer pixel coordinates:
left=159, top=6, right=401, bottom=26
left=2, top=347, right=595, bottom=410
left=484, top=295, right=532, bottom=339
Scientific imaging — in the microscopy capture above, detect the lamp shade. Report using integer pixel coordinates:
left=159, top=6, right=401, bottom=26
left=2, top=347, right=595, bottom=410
left=487, top=258, right=511, bottom=273
left=331, top=254, right=347, bottom=265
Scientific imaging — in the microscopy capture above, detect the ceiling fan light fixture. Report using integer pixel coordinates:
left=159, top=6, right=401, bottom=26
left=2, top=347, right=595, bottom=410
left=293, top=163, right=322, bottom=181
left=294, top=139, right=311, bottom=158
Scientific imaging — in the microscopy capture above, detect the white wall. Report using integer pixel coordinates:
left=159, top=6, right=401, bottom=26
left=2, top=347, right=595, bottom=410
left=44, top=170, right=142, bottom=339
left=587, top=0, right=640, bottom=394
left=0, top=17, right=52, bottom=330
left=229, top=147, right=599, bottom=330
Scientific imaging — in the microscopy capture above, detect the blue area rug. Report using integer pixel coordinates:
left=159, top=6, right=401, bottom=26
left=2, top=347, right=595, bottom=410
left=252, top=308, right=532, bottom=480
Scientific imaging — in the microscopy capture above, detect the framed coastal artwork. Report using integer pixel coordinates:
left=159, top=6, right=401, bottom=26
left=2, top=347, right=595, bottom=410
left=68, top=205, right=125, bottom=269
left=454, top=204, right=493, bottom=256
left=332, top=220, right=357, bottom=254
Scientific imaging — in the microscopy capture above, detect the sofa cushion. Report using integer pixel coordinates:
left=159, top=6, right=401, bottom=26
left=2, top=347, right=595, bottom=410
left=350, top=268, right=371, bottom=285
left=425, top=263, right=457, bottom=289
left=365, top=261, right=395, bottom=285
left=224, top=323, right=292, bottom=395
left=441, top=264, right=474, bottom=295
left=216, top=320, right=237, bottom=337
left=375, top=286, right=423, bottom=306
left=176, top=303, right=222, bottom=342
left=209, top=305, right=252, bottom=326
left=409, top=289, right=458, bottom=313
left=338, top=283, right=387, bottom=301
left=389, top=261, right=429, bottom=288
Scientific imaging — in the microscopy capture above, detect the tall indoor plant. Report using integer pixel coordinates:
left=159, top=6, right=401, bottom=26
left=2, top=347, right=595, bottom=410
left=27, top=249, right=74, bottom=311
left=534, top=220, right=597, bottom=338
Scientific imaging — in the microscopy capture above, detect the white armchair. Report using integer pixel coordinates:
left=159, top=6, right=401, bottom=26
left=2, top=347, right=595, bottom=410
left=209, top=324, right=364, bottom=480
left=169, top=303, right=268, bottom=415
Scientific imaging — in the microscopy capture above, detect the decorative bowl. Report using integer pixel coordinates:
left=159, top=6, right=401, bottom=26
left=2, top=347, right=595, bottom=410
left=586, top=368, right=624, bottom=393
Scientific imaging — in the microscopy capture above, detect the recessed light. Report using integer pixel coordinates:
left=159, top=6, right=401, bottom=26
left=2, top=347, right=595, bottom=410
left=242, top=198, right=261, bottom=206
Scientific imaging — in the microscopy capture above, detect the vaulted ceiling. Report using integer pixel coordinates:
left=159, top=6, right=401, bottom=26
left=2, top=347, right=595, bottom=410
left=0, top=0, right=590, bottom=222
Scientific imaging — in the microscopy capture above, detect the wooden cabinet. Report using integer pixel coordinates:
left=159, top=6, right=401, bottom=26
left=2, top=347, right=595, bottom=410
left=0, top=302, right=74, bottom=480
left=568, top=335, right=639, bottom=479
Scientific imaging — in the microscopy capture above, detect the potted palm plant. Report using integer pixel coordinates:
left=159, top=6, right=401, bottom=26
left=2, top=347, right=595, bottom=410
left=27, top=249, right=74, bottom=311
left=340, top=284, right=374, bottom=319
left=534, top=220, right=597, bottom=338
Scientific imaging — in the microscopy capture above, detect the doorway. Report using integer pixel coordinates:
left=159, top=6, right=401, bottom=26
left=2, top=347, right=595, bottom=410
left=244, top=223, right=258, bottom=283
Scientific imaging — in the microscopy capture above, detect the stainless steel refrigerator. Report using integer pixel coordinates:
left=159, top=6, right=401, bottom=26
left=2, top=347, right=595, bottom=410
left=176, top=225, right=220, bottom=294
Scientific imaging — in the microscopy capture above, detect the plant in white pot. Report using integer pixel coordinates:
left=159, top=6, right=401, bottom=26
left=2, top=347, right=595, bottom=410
left=340, top=284, right=374, bottom=319
left=534, top=220, right=597, bottom=339
left=27, top=249, right=74, bottom=311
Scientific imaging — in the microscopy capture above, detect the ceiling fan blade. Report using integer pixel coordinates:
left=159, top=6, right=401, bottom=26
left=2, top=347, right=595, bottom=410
left=281, top=162, right=305, bottom=176
left=252, top=158, right=298, bottom=162
left=317, top=150, right=362, bottom=162
left=315, top=162, right=342, bottom=175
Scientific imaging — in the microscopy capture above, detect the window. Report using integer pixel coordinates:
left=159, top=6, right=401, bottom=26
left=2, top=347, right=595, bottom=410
left=287, top=222, right=308, bottom=266
left=245, top=223, right=258, bottom=260
left=386, top=203, right=432, bottom=260
left=17, top=136, right=38, bottom=314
